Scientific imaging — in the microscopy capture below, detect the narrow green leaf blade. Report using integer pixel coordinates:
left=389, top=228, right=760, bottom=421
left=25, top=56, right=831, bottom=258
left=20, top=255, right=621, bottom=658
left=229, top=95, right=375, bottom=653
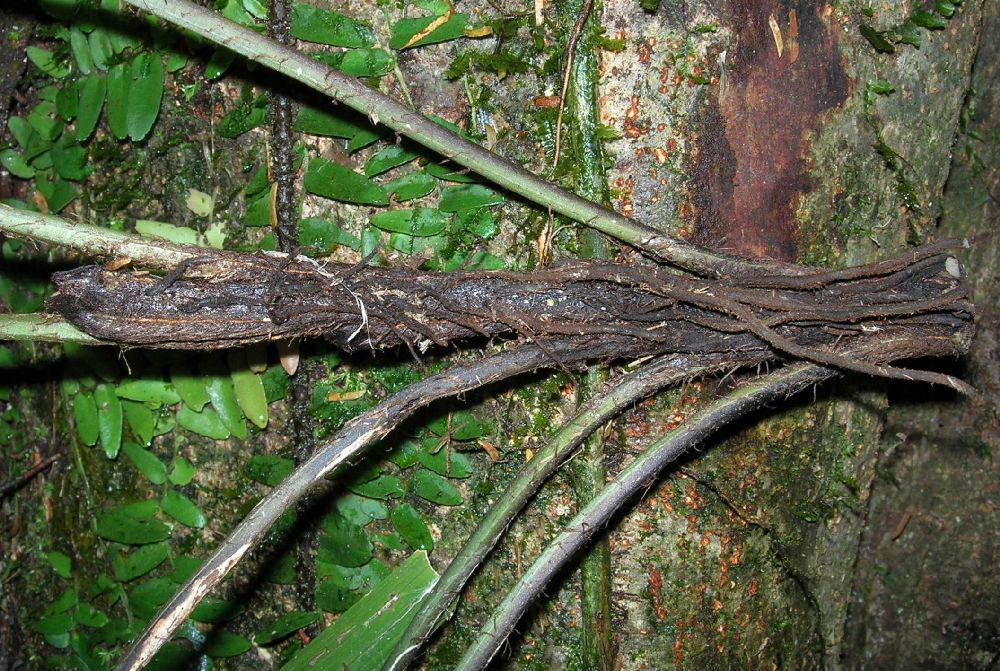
left=170, top=363, right=211, bottom=411
left=390, top=503, right=433, bottom=551
left=384, top=172, right=437, bottom=201
left=116, top=379, right=181, bottom=405
left=112, top=542, right=169, bottom=582
left=409, top=469, right=462, bottom=506
left=290, top=3, right=374, bottom=47
left=202, top=358, right=247, bottom=440
left=94, top=383, right=122, bottom=458
left=369, top=208, right=448, bottom=236
left=123, top=401, right=155, bottom=446
left=105, top=62, right=129, bottom=139
left=176, top=405, right=231, bottom=440
left=122, top=442, right=167, bottom=484
left=438, top=184, right=505, bottom=212
left=203, top=631, right=251, bottom=658
left=74, top=392, right=99, bottom=446
left=126, top=52, right=164, bottom=141
left=280, top=551, right=437, bottom=671
left=364, top=145, right=418, bottom=177
left=161, top=489, right=206, bottom=528
left=389, top=14, right=468, bottom=50
left=75, top=72, right=106, bottom=142
left=304, top=158, right=388, bottom=205
left=228, top=350, right=269, bottom=429
left=246, top=455, right=294, bottom=487
left=96, top=505, right=170, bottom=545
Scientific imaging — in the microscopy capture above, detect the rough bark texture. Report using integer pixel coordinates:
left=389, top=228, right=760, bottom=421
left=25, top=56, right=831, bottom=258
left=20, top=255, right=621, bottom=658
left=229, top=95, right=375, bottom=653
left=47, top=246, right=973, bottom=374
left=0, top=0, right=994, bottom=670
left=844, top=0, right=1000, bottom=667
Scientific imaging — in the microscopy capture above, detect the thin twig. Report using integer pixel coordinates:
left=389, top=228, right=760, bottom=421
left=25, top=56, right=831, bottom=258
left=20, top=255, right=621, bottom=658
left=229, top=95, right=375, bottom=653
left=0, top=456, right=58, bottom=498
left=454, top=362, right=836, bottom=671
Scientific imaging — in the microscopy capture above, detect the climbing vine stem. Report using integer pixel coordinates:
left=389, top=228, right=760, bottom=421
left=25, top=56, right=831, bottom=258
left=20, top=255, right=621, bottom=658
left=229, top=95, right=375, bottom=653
left=454, top=361, right=836, bottom=671
left=383, top=354, right=739, bottom=671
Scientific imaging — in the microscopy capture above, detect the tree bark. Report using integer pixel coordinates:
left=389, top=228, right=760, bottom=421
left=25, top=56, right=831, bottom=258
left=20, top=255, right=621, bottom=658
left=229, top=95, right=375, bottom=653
left=0, top=0, right=992, bottom=670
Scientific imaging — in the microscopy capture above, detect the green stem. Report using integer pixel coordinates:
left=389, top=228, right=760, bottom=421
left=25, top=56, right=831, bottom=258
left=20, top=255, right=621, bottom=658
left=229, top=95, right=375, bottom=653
left=571, top=370, right=615, bottom=671
left=383, top=354, right=725, bottom=671
left=122, top=0, right=804, bottom=278
left=562, top=2, right=614, bottom=666
left=455, top=362, right=836, bottom=671
left=0, top=205, right=198, bottom=267
left=0, top=314, right=105, bottom=345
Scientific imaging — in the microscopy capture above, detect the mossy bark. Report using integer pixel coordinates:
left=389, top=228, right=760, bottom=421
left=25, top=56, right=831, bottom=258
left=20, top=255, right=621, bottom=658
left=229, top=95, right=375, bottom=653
left=0, top=1, right=992, bottom=671
left=845, top=0, right=1000, bottom=667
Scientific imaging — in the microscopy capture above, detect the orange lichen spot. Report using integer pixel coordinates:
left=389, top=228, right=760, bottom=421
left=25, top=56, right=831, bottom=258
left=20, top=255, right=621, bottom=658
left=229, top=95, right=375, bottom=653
left=649, top=568, right=669, bottom=620
left=667, top=137, right=677, bottom=152
left=639, top=45, right=651, bottom=64
left=788, top=9, right=800, bottom=63
left=625, top=96, right=640, bottom=120
left=656, top=122, right=667, bottom=131
left=531, top=95, right=561, bottom=108
left=649, top=568, right=662, bottom=590
left=748, top=578, right=758, bottom=596
left=713, top=599, right=724, bottom=611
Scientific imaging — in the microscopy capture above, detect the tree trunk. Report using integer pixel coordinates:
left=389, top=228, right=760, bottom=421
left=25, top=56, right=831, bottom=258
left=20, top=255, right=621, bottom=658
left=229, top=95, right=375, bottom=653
left=0, top=0, right=993, bottom=670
